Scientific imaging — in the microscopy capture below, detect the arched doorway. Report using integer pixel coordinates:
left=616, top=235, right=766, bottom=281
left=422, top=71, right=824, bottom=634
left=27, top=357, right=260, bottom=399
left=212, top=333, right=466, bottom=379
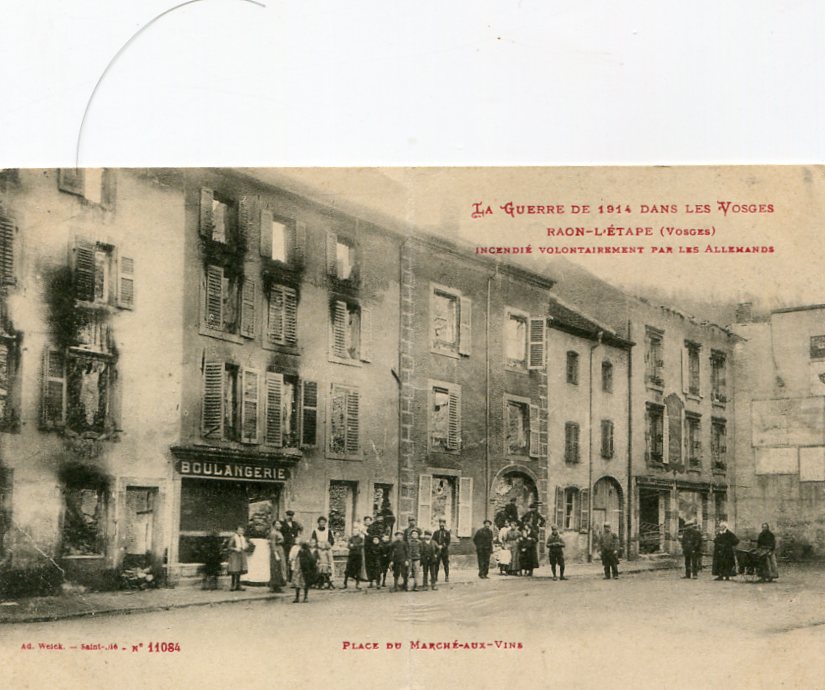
left=591, top=476, right=624, bottom=557
left=491, top=468, right=538, bottom=529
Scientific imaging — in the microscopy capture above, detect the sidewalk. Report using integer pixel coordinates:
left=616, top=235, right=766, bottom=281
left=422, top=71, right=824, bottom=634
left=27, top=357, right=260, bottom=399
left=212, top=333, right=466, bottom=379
left=0, top=558, right=677, bottom=625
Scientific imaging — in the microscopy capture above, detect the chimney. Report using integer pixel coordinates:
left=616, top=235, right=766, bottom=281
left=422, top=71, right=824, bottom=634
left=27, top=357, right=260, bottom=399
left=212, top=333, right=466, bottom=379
left=735, top=302, right=753, bottom=323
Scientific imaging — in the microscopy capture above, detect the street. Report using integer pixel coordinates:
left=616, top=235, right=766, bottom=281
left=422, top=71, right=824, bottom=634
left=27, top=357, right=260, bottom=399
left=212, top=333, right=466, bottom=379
left=2, top=566, right=825, bottom=690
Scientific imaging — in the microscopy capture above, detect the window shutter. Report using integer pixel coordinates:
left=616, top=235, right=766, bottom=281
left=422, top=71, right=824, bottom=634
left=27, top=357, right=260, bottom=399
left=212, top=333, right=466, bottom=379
left=458, top=476, right=473, bottom=537
left=201, top=360, right=224, bottom=438
left=360, top=306, right=372, bottom=362
left=72, top=237, right=96, bottom=302
left=417, top=474, right=433, bottom=528
left=267, top=285, right=285, bottom=344
left=241, top=369, right=260, bottom=444
left=284, top=287, right=297, bottom=345
left=264, top=371, right=284, bottom=447
left=579, top=488, right=590, bottom=534
left=0, top=209, right=15, bottom=286
left=117, top=255, right=135, bottom=309
left=199, top=188, right=214, bottom=238
left=573, top=424, right=580, bottom=463
left=459, top=296, right=472, bottom=355
left=529, top=403, right=540, bottom=457
left=332, top=300, right=347, bottom=358
left=205, top=265, right=224, bottom=330
left=240, top=279, right=255, bottom=338
left=259, top=208, right=273, bottom=258
left=41, top=349, right=66, bottom=428
left=300, top=380, right=318, bottom=447
left=238, top=195, right=252, bottom=245
left=564, top=424, right=572, bottom=463
left=447, top=387, right=461, bottom=451
left=326, top=231, right=338, bottom=277
left=681, top=347, right=690, bottom=394
left=345, top=388, right=360, bottom=455
left=293, top=220, right=307, bottom=265
left=662, top=407, right=670, bottom=464
left=554, top=487, right=565, bottom=529
left=528, top=317, right=546, bottom=369
left=58, top=168, right=85, bottom=196
left=608, top=421, right=614, bottom=457
left=101, top=170, right=117, bottom=210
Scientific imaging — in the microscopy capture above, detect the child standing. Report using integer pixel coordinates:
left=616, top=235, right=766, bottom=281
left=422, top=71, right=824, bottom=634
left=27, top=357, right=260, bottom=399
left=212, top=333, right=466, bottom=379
left=420, top=531, right=439, bottom=590
left=388, top=531, right=409, bottom=592
left=407, top=529, right=422, bottom=591
left=379, top=534, right=392, bottom=587
left=366, top=535, right=383, bottom=588
left=315, top=540, right=335, bottom=589
left=290, top=540, right=317, bottom=603
left=226, top=526, right=250, bottom=591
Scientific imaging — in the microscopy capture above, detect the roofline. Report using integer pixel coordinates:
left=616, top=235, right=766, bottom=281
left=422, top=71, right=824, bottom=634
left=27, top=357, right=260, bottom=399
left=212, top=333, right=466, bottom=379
left=772, top=303, right=825, bottom=315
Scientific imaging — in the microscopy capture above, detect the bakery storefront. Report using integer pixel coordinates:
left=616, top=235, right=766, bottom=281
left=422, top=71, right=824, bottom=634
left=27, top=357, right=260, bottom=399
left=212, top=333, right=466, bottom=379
left=171, top=447, right=294, bottom=568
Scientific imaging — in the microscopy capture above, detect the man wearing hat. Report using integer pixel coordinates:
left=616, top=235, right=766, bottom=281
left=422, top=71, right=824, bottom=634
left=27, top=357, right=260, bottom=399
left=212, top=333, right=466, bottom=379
left=281, top=510, right=303, bottom=578
left=403, top=516, right=418, bottom=543
left=546, top=524, right=567, bottom=580
left=432, top=518, right=452, bottom=583
left=680, top=520, right=703, bottom=580
left=522, top=501, right=547, bottom=533
left=472, top=519, right=495, bottom=579
left=420, top=531, right=439, bottom=590
left=597, top=523, right=620, bottom=579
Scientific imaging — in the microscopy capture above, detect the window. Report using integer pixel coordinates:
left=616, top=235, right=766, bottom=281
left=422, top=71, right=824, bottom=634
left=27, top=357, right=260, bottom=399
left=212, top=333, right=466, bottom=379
left=259, top=209, right=305, bottom=266
left=686, top=414, right=702, bottom=468
left=431, top=285, right=471, bottom=356
left=199, top=189, right=238, bottom=245
left=430, top=382, right=461, bottom=453
left=645, top=327, right=664, bottom=388
left=566, top=351, right=580, bottom=385
left=330, top=299, right=372, bottom=363
left=62, top=485, right=106, bottom=556
left=0, top=337, right=19, bottom=430
left=506, top=397, right=540, bottom=457
left=602, top=360, right=613, bottom=393
left=328, top=480, right=357, bottom=544
left=564, top=422, right=580, bottom=464
left=266, top=284, right=297, bottom=347
left=42, top=349, right=115, bottom=434
left=711, top=419, right=727, bottom=471
left=645, top=403, right=665, bottom=464
left=564, top=488, right=578, bottom=530
left=372, top=484, right=393, bottom=518
left=714, top=493, right=728, bottom=523
left=811, top=336, right=825, bottom=360
left=710, top=351, right=727, bottom=403
left=683, top=341, right=701, bottom=397
left=554, top=486, right=590, bottom=533
left=505, top=311, right=528, bottom=369
left=417, top=474, right=473, bottom=536
left=203, top=266, right=255, bottom=337
left=328, top=383, right=360, bottom=459
left=58, top=168, right=116, bottom=208
left=0, top=205, right=16, bottom=286
left=326, top=232, right=358, bottom=282
left=601, top=419, right=614, bottom=459
left=72, top=238, right=135, bottom=309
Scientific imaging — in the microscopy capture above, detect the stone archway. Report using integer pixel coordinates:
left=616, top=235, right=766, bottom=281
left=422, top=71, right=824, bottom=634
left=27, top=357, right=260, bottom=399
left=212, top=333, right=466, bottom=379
left=591, top=476, right=624, bottom=556
left=491, top=467, right=538, bottom=528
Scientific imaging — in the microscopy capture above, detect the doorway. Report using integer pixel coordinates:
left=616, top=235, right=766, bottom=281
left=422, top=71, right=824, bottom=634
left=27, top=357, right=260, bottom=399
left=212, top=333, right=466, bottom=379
left=639, top=488, right=661, bottom=554
left=125, top=487, right=157, bottom=557
left=592, top=477, right=623, bottom=557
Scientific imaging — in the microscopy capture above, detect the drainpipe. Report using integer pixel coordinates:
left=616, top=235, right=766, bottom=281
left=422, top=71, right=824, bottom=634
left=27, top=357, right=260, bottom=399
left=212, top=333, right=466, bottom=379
left=586, top=331, right=603, bottom=561
left=626, top=320, right=633, bottom=560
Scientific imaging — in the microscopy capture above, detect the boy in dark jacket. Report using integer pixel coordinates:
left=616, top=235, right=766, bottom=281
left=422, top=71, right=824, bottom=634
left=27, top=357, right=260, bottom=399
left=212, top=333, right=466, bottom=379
left=388, top=531, right=410, bottom=592
left=407, top=529, right=422, bottom=591
left=420, top=531, right=439, bottom=590
left=379, top=534, right=392, bottom=587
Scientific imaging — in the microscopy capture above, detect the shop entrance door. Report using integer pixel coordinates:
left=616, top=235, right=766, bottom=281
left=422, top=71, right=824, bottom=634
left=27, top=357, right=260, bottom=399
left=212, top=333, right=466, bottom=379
left=639, top=488, right=661, bottom=554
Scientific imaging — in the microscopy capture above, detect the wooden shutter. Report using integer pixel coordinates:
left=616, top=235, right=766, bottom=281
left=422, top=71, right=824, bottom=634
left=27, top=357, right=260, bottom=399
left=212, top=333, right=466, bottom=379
left=458, top=296, right=472, bottom=356
left=240, top=369, right=260, bottom=444
left=205, top=265, right=224, bottom=329
left=0, top=210, right=15, bottom=286
left=283, top=287, right=297, bottom=345
left=417, top=474, right=433, bottom=528
left=528, top=317, right=546, bottom=369
left=117, top=255, right=135, bottom=309
left=447, top=387, right=461, bottom=451
left=579, top=488, right=590, bottom=533
left=554, top=487, right=565, bottom=529
left=345, top=388, right=360, bottom=455
left=199, top=188, right=214, bottom=238
left=331, top=300, right=347, bottom=358
left=101, top=170, right=117, bottom=210
left=240, top=279, right=256, bottom=338
left=360, top=306, right=372, bottom=362
left=681, top=346, right=690, bottom=394
left=267, top=285, right=285, bottom=344
left=201, top=360, right=224, bottom=438
left=237, top=195, right=252, bottom=245
left=293, top=220, right=307, bottom=265
left=259, top=208, right=273, bottom=258
left=326, top=231, right=338, bottom=277
left=264, top=372, right=284, bottom=447
left=72, top=237, right=96, bottom=302
left=458, top=476, right=473, bottom=537
left=58, top=168, right=85, bottom=196
left=661, top=407, right=669, bottom=464
left=529, top=403, right=540, bottom=457
left=300, top=380, right=318, bottom=447
left=41, top=349, right=66, bottom=428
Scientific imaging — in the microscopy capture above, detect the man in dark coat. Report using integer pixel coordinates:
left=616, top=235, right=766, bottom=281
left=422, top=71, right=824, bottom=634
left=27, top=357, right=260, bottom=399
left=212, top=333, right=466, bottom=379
left=502, top=498, right=519, bottom=526
left=403, top=516, right=418, bottom=542
left=388, top=531, right=409, bottom=592
left=712, top=521, right=739, bottom=581
left=281, top=510, right=303, bottom=578
left=432, top=518, right=452, bottom=583
left=597, top=523, right=620, bottom=579
left=546, top=525, right=566, bottom=581
left=473, top=519, right=494, bottom=579
left=521, top=501, right=547, bottom=534
left=680, top=520, right=703, bottom=579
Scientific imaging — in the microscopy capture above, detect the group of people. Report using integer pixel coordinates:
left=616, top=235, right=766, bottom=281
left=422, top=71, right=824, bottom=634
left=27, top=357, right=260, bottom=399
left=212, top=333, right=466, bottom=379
left=680, top=520, right=779, bottom=583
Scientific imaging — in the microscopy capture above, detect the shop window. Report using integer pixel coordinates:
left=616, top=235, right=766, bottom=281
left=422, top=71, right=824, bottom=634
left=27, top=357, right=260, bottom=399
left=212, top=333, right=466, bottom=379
left=602, top=360, right=613, bottom=393
left=328, top=383, right=360, bottom=459
left=328, top=480, right=357, bottom=544
left=430, top=381, right=461, bottom=453
left=505, top=310, right=528, bottom=370
left=199, top=189, right=238, bottom=245
left=566, top=351, right=580, bottom=385
left=711, top=418, right=727, bottom=471
left=72, top=237, right=135, bottom=309
left=0, top=337, right=19, bottom=431
left=58, top=168, right=116, bottom=209
left=711, top=351, right=727, bottom=403
left=564, top=422, right=580, bottom=464
left=601, top=419, right=614, bottom=459
left=431, top=285, right=472, bottom=357
left=683, top=341, right=701, bottom=397
left=326, top=232, right=358, bottom=282
left=203, top=265, right=254, bottom=337
left=417, top=474, right=473, bottom=536
left=645, top=327, right=664, bottom=388
left=330, top=299, right=371, bottom=363
left=677, top=490, right=703, bottom=531
left=266, top=284, right=297, bottom=347
left=645, top=403, right=664, bottom=464
left=686, top=413, right=702, bottom=468
left=62, top=486, right=106, bottom=556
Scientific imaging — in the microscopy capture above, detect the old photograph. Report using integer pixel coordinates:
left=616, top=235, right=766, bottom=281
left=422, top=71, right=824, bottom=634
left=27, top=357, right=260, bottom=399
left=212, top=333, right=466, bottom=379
left=0, top=166, right=823, bottom=688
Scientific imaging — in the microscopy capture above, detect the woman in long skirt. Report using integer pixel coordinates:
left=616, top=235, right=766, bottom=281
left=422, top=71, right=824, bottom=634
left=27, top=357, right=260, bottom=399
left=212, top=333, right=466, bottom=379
left=712, top=522, right=739, bottom=581
left=344, top=526, right=367, bottom=589
left=504, top=521, right=521, bottom=575
left=268, top=520, right=288, bottom=592
left=757, top=522, right=779, bottom=582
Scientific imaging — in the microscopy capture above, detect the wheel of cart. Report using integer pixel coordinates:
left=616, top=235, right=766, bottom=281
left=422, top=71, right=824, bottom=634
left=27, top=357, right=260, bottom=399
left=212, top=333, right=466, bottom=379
left=736, top=547, right=769, bottom=582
